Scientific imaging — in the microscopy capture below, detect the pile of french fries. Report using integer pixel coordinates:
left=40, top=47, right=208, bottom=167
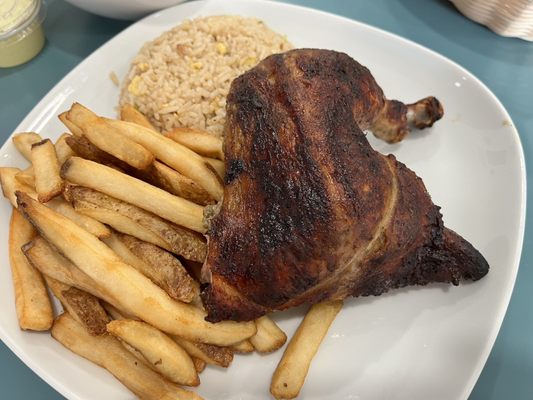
left=0, top=103, right=343, bottom=400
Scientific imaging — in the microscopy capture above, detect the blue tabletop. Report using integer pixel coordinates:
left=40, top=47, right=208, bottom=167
left=1, top=0, right=532, bottom=399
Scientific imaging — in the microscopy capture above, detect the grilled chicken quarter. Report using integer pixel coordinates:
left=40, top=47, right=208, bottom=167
left=201, top=48, right=488, bottom=322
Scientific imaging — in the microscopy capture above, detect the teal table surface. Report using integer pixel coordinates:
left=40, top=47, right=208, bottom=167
left=1, top=0, right=532, bottom=399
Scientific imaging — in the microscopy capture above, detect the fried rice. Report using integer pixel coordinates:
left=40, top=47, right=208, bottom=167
left=120, top=16, right=292, bottom=136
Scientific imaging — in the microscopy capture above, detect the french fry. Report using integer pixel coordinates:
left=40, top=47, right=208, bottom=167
left=104, top=232, right=198, bottom=302
left=109, top=233, right=199, bottom=303
left=120, top=105, right=156, bottom=130
left=54, top=133, right=76, bottom=166
left=65, top=133, right=214, bottom=206
left=15, top=168, right=35, bottom=188
left=270, top=300, right=343, bottom=399
left=23, top=237, right=136, bottom=321
left=61, top=157, right=205, bottom=233
left=24, top=237, right=170, bottom=324
left=9, top=209, right=53, bottom=330
left=203, top=157, right=224, bottom=179
left=23, top=237, right=112, bottom=304
left=232, top=339, right=254, bottom=353
left=74, top=202, right=170, bottom=249
left=102, top=301, right=135, bottom=321
left=67, top=103, right=154, bottom=170
left=150, top=161, right=215, bottom=206
left=64, top=134, right=130, bottom=171
left=90, top=293, right=147, bottom=364
left=2, top=170, right=108, bottom=238
left=46, top=198, right=111, bottom=239
left=104, top=119, right=223, bottom=200
left=45, top=276, right=109, bottom=336
left=65, top=184, right=206, bottom=261
left=31, top=139, right=63, bottom=202
left=103, top=231, right=162, bottom=272
left=192, top=358, right=206, bottom=373
left=12, top=132, right=74, bottom=189
left=1, top=167, right=37, bottom=207
left=86, top=120, right=154, bottom=170
left=172, top=337, right=234, bottom=368
left=17, top=193, right=256, bottom=345
left=4, top=169, right=107, bottom=238
left=118, top=338, right=153, bottom=366
left=59, top=111, right=83, bottom=137
left=65, top=104, right=222, bottom=198
left=107, top=319, right=199, bottom=386
left=65, top=103, right=99, bottom=129
left=165, top=128, right=224, bottom=160
left=52, top=313, right=203, bottom=400
left=250, top=316, right=287, bottom=353
left=12, top=132, right=42, bottom=161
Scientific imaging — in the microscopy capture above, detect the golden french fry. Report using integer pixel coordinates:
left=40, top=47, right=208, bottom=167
left=270, top=300, right=343, bottom=399
left=107, top=319, right=199, bottom=386
left=64, top=134, right=213, bottom=206
left=9, top=209, right=53, bottom=330
left=109, top=232, right=199, bottom=303
left=192, top=358, right=206, bottom=373
left=12, top=131, right=73, bottom=189
left=3, top=170, right=108, bottom=238
left=104, top=232, right=191, bottom=301
left=172, top=337, right=233, bottom=368
left=118, top=338, right=152, bottom=365
left=120, top=105, right=157, bottom=131
left=12, top=132, right=42, bottom=161
left=150, top=161, right=215, bottom=206
left=5, top=169, right=106, bottom=237
left=61, top=157, right=205, bottom=233
left=74, top=202, right=170, bottom=249
left=103, top=230, right=166, bottom=277
left=203, top=157, right=224, bottom=179
left=46, top=197, right=111, bottom=239
left=52, top=313, right=203, bottom=400
left=250, top=316, right=287, bottom=353
left=102, top=301, right=137, bottom=321
left=165, top=128, right=224, bottom=160
left=45, top=276, right=109, bottom=336
left=1, top=167, right=37, bottom=207
left=64, top=130, right=214, bottom=206
left=17, top=193, right=256, bottom=346
left=65, top=102, right=100, bottom=129
left=54, top=133, right=76, bottom=166
left=23, top=236, right=136, bottom=321
left=23, top=237, right=111, bottom=303
left=67, top=103, right=154, bottom=170
left=59, top=111, right=83, bottom=137
left=232, top=339, right=254, bottom=353
left=86, top=120, right=154, bottom=170
left=64, top=184, right=206, bottom=260
left=64, top=134, right=130, bottom=171
left=104, top=119, right=223, bottom=200
left=15, top=168, right=35, bottom=188
left=24, top=235, right=179, bottom=325
left=31, top=139, right=63, bottom=202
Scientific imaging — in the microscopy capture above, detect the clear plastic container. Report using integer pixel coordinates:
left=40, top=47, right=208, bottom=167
left=0, top=0, right=46, bottom=68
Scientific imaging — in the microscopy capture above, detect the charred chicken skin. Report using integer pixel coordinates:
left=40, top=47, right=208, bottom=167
left=201, top=49, right=488, bottom=322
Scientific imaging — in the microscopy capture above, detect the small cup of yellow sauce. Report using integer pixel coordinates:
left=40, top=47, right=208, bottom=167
left=0, top=0, right=46, bottom=68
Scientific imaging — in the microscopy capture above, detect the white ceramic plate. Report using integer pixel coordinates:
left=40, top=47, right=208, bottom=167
left=0, top=1, right=526, bottom=399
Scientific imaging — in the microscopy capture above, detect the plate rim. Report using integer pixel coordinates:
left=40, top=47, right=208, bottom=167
left=0, top=0, right=527, bottom=399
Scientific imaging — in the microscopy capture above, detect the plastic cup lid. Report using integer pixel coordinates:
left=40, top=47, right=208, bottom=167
left=0, top=0, right=39, bottom=38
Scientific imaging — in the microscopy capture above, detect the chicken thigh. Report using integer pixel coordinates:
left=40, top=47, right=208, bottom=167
left=201, top=49, right=488, bottom=322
